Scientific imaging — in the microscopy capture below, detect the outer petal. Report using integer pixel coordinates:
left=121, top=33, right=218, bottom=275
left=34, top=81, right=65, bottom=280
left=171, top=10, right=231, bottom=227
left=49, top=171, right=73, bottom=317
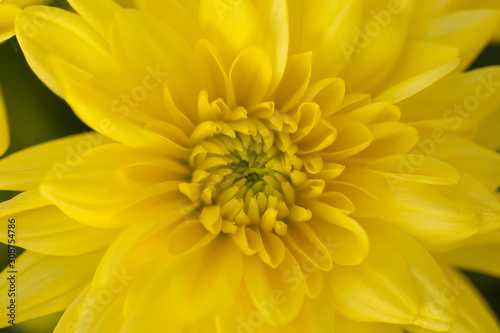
left=335, top=314, right=404, bottom=333
left=60, top=279, right=130, bottom=332
left=0, top=190, right=119, bottom=256
left=199, top=0, right=262, bottom=61
left=53, top=286, right=89, bottom=333
left=436, top=228, right=500, bottom=279
left=0, top=86, right=9, bottom=156
left=410, top=267, right=500, bottom=333
left=410, top=10, right=499, bottom=70
left=171, top=237, right=243, bottom=322
left=108, top=8, right=199, bottom=111
left=0, top=4, right=21, bottom=43
left=68, top=0, right=122, bottom=40
left=16, top=6, right=117, bottom=98
left=412, top=0, right=450, bottom=21
left=374, top=42, right=460, bottom=104
left=300, top=0, right=364, bottom=78
left=0, top=251, right=102, bottom=328
left=136, top=0, right=200, bottom=46
left=433, top=172, right=500, bottom=236
left=229, top=46, right=273, bottom=108
left=243, top=250, right=305, bottom=326
left=263, top=288, right=337, bottom=332
left=398, top=67, right=500, bottom=144
left=254, top=0, right=289, bottom=93
left=39, top=144, right=158, bottom=226
left=374, top=180, right=479, bottom=247
left=340, top=0, right=416, bottom=93
left=328, top=227, right=454, bottom=331
left=450, top=0, right=500, bottom=43
left=0, top=132, right=111, bottom=191
left=365, top=155, right=461, bottom=185
left=68, top=223, right=176, bottom=332
left=446, top=267, right=500, bottom=332
left=122, top=244, right=183, bottom=333
left=54, top=60, right=189, bottom=156
left=425, top=133, right=500, bottom=192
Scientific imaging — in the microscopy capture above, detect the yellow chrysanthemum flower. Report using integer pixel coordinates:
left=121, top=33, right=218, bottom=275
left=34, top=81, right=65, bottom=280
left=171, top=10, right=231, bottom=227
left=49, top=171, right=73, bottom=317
left=2, top=0, right=500, bottom=332
left=0, top=0, right=52, bottom=43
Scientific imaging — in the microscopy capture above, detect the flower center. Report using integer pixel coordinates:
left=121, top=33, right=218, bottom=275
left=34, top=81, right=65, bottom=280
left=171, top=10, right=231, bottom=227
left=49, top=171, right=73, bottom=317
left=180, top=114, right=311, bottom=236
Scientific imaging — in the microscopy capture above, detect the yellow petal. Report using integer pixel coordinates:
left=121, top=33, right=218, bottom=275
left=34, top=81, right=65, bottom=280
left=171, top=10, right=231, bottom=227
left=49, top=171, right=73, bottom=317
left=366, top=154, right=461, bottom=185
left=303, top=78, right=345, bottom=117
left=274, top=52, right=312, bottom=112
left=437, top=228, right=500, bottom=279
left=297, top=119, right=337, bottom=154
left=321, top=122, right=374, bottom=160
left=122, top=250, right=184, bottom=333
left=305, top=199, right=369, bottom=265
left=411, top=10, right=499, bottom=70
left=68, top=226, right=176, bottom=331
left=257, top=289, right=337, bottom=333
left=65, top=273, right=131, bottom=331
left=40, top=144, right=157, bottom=226
left=166, top=220, right=217, bottom=256
left=92, top=210, right=184, bottom=289
left=353, top=122, right=419, bottom=160
left=232, top=225, right=264, bottom=256
left=199, top=0, right=262, bottom=61
left=257, top=229, right=286, bottom=268
left=330, top=102, right=401, bottom=125
left=434, top=172, right=500, bottom=235
left=0, top=190, right=118, bottom=256
left=328, top=228, right=453, bottom=331
left=0, top=85, right=9, bottom=156
left=53, top=286, right=88, bottom=333
left=369, top=224, right=456, bottom=329
left=374, top=179, right=479, bottom=247
left=123, top=289, right=183, bottom=332
left=0, top=4, right=20, bottom=43
left=253, top=0, right=289, bottom=93
left=64, top=70, right=191, bottom=155
left=229, top=46, right=273, bottom=108
left=336, top=314, right=404, bottom=333
left=285, top=246, right=324, bottom=298
left=16, top=6, right=116, bottom=98
left=136, top=0, right=200, bottom=46
left=171, top=237, right=243, bottom=322
left=285, top=221, right=332, bottom=271
left=374, top=42, right=460, bottom=104
left=442, top=266, right=500, bottom=333
left=300, top=0, right=364, bottom=78
left=215, top=283, right=267, bottom=333
left=68, top=0, right=121, bottom=39
left=108, top=8, right=199, bottom=111
left=328, top=232, right=419, bottom=326
left=412, top=0, right=449, bottom=21
left=426, top=133, right=500, bottom=192
left=243, top=250, right=305, bottom=326
left=450, top=0, right=500, bottom=44
left=0, top=132, right=110, bottom=191
left=328, top=168, right=381, bottom=217
left=292, top=102, right=321, bottom=142
left=195, top=39, right=230, bottom=102
left=0, top=251, right=102, bottom=328
left=340, top=0, right=416, bottom=93
left=399, top=67, right=500, bottom=127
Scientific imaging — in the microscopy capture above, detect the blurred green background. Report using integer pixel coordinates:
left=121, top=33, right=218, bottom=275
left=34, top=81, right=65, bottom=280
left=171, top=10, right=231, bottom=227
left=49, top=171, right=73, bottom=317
left=0, top=18, right=500, bottom=333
